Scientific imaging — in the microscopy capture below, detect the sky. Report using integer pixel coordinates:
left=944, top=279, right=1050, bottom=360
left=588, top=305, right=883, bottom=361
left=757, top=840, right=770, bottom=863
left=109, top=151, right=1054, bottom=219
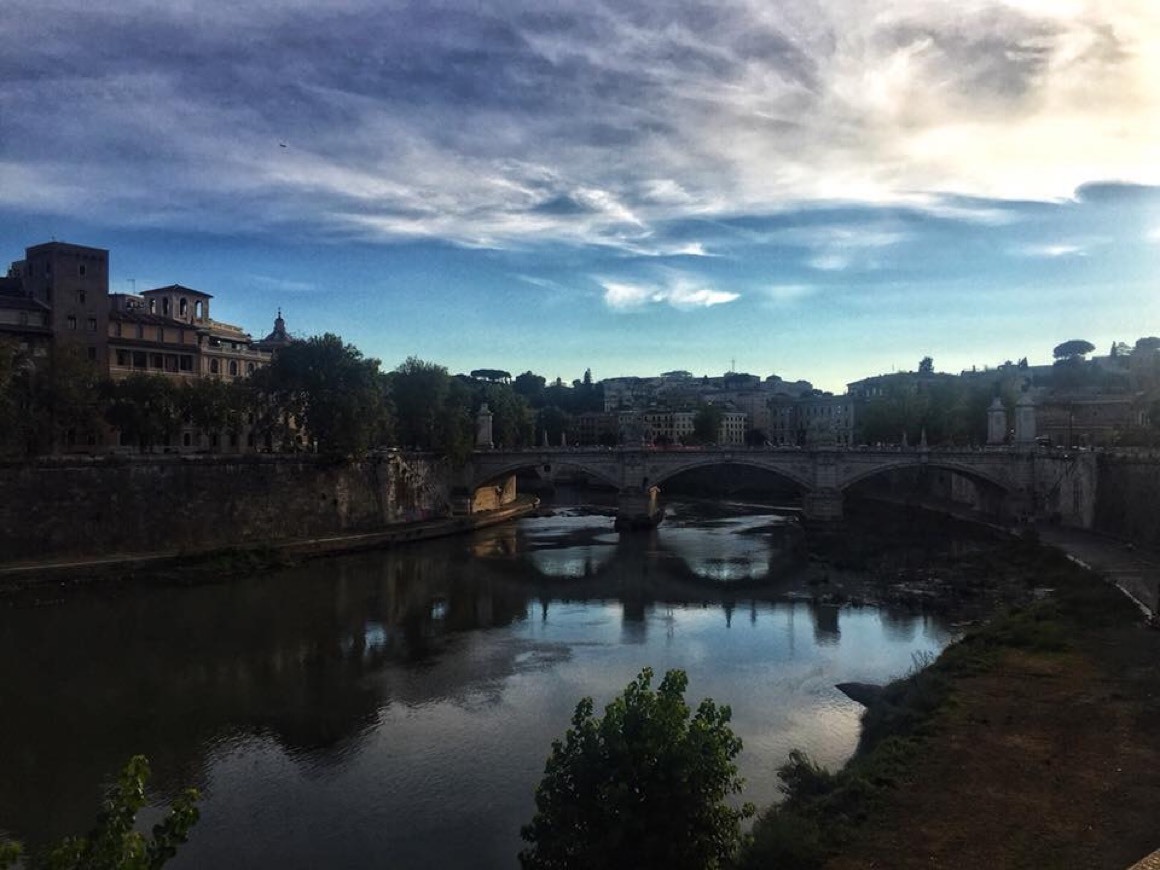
left=1, top=0, right=1157, bottom=392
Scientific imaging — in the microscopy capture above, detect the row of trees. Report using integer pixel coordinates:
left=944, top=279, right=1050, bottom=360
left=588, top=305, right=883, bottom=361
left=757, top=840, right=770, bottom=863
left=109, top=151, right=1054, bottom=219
left=0, top=335, right=605, bottom=459
left=856, top=378, right=1009, bottom=446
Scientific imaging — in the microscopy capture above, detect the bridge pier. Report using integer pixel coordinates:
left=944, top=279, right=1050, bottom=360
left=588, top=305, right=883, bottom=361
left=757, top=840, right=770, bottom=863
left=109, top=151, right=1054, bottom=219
left=803, top=489, right=844, bottom=523
left=615, top=486, right=663, bottom=531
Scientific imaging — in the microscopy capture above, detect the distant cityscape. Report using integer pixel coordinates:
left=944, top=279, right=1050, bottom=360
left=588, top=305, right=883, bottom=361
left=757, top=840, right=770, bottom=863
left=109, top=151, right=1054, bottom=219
left=2, top=240, right=1157, bottom=453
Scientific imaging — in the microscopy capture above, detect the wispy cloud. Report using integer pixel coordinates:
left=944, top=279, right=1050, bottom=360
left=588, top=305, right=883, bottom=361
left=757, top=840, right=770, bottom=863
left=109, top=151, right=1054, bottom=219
left=0, top=0, right=1155, bottom=252
left=600, top=276, right=740, bottom=311
left=247, top=274, right=318, bottom=294
left=1017, top=243, right=1088, bottom=258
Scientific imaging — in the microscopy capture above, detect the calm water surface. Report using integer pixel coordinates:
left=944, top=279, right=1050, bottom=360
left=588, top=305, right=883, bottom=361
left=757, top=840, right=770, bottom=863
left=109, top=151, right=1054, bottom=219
left=0, top=499, right=953, bottom=868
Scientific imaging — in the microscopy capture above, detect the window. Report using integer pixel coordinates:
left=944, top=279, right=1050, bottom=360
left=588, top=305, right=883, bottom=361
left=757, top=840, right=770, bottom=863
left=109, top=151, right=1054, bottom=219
left=116, top=350, right=129, bottom=367
left=132, top=351, right=146, bottom=368
left=229, top=360, right=238, bottom=376
left=78, top=264, right=86, bottom=277
left=150, top=353, right=163, bottom=369
left=179, top=298, right=188, bottom=317
left=183, top=433, right=192, bottom=447
left=87, top=317, right=96, bottom=332
left=210, top=359, right=220, bottom=374
left=247, top=362, right=255, bottom=374
left=87, top=347, right=96, bottom=361
left=162, top=298, right=170, bottom=316
left=195, top=300, right=203, bottom=319
left=179, top=355, right=192, bottom=372
left=77, top=289, right=86, bottom=303
left=67, top=315, right=77, bottom=330
left=149, top=299, right=156, bottom=314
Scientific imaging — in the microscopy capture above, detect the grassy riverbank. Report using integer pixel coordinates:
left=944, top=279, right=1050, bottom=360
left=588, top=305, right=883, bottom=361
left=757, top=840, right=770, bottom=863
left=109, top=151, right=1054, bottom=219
left=739, top=536, right=1160, bottom=869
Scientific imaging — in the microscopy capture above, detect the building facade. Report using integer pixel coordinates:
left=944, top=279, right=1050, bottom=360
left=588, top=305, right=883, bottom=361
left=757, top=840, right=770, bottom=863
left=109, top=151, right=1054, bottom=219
left=1, top=241, right=291, bottom=452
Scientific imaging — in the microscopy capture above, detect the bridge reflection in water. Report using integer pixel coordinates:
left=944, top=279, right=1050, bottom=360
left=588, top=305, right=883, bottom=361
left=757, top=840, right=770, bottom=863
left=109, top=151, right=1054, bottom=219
left=0, top=500, right=961, bottom=870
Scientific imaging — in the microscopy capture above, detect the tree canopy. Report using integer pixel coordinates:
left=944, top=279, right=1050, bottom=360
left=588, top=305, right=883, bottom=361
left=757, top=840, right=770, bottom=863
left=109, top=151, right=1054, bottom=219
left=1052, top=339, right=1095, bottom=360
left=252, top=333, right=390, bottom=456
left=692, top=404, right=724, bottom=444
left=519, top=668, right=752, bottom=870
left=0, top=755, right=198, bottom=870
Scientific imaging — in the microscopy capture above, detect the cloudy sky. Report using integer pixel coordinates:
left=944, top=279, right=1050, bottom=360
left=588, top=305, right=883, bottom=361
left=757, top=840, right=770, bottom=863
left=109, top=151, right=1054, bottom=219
left=1, top=0, right=1157, bottom=390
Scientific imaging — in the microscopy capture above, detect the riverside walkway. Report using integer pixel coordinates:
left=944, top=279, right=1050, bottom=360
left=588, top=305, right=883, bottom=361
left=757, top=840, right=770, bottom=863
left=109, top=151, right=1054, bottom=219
left=1036, top=524, right=1160, bottom=617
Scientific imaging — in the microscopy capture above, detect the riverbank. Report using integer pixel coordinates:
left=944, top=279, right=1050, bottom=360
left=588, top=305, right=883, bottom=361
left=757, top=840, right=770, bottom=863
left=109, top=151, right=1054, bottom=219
left=0, top=495, right=539, bottom=593
left=739, top=535, right=1160, bottom=869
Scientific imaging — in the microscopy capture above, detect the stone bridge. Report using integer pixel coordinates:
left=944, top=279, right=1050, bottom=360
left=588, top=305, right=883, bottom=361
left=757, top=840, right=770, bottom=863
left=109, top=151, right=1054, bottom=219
left=462, top=445, right=1047, bottom=523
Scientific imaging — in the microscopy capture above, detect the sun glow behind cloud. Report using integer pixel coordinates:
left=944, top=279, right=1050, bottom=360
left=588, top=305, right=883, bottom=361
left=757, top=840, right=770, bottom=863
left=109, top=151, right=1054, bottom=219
left=0, top=0, right=1156, bottom=249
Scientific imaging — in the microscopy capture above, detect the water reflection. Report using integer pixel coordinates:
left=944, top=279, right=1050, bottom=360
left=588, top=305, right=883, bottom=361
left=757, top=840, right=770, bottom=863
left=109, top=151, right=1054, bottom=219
left=0, top=501, right=958, bottom=870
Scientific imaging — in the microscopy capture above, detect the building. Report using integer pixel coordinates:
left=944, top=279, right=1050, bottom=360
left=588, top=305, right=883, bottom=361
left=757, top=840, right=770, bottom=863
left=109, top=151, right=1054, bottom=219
left=1035, top=392, right=1150, bottom=447
left=2, top=242, right=111, bottom=368
left=1, top=240, right=292, bottom=452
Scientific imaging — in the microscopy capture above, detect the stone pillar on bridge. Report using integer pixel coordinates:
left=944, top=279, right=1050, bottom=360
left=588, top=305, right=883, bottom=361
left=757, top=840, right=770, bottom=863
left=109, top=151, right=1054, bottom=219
left=615, top=486, right=663, bottom=531
left=805, top=449, right=844, bottom=522
left=1014, top=393, right=1036, bottom=445
left=987, top=397, right=1007, bottom=445
left=475, top=403, right=494, bottom=449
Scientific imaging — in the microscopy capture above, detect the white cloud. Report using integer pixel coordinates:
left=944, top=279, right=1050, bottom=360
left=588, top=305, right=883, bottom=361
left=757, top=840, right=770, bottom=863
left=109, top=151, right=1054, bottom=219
left=0, top=0, right=1158, bottom=249
left=601, top=276, right=740, bottom=311
left=1018, top=243, right=1087, bottom=258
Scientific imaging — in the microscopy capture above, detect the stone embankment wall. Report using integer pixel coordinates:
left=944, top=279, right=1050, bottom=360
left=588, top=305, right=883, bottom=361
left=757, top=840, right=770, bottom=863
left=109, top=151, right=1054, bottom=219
left=0, top=452, right=451, bottom=564
left=1093, top=453, right=1160, bottom=548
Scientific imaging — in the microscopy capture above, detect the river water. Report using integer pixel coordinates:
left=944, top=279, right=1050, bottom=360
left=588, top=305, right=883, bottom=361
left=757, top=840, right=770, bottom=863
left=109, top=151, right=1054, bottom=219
left=0, top=498, right=953, bottom=868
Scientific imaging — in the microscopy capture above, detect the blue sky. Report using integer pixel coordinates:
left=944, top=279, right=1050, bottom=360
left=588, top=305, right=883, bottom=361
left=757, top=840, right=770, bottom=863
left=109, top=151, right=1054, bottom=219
left=1, top=0, right=1157, bottom=392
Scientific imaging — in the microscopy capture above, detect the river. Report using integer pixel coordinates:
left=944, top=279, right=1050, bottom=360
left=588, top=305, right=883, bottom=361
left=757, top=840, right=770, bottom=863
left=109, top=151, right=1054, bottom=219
left=0, top=497, right=955, bottom=868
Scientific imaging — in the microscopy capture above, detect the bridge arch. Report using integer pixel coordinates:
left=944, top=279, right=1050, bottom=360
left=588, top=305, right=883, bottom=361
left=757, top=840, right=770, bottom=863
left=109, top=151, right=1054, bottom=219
left=468, top=457, right=623, bottom=492
left=838, top=457, right=1014, bottom=494
left=648, top=456, right=815, bottom=493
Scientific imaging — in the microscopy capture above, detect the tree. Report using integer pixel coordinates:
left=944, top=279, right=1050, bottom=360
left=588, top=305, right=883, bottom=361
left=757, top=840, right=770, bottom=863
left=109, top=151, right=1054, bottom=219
left=0, top=339, right=33, bottom=456
left=536, top=405, right=569, bottom=446
left=481, top=383, right=533, bottom=448
left=519, top=668, right=752, bottom=870
left=1052, top=339, right=1095, bottom=360
left=918, top=356, right=934, bottom=374
left=180, top=377, right=248, bottom=450
left=469, top=368, right=511, bottom=384
left=254, top=334, right=390, bottom=456
left=0, top=755, right=198, bottom=870
left=692, top=404, right=724, bottom=444
left=102, top=375, right=182, bottom=452
left=513, top=371, right=547, bottom=405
